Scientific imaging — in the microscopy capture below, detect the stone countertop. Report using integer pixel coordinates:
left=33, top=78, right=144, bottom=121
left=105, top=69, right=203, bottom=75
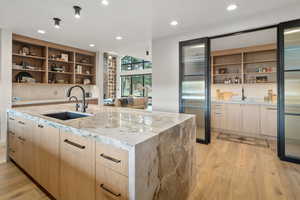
left=12, top=97, right=98, bottom=106
left=7, top=104, right=194, bottom=150
left=212, top=100, right=277, bottom=106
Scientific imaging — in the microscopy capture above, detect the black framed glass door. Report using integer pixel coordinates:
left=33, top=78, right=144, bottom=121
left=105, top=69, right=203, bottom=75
left=179, top=38, right=211, bottom=144
left=278, top=19, right=300, bottom=163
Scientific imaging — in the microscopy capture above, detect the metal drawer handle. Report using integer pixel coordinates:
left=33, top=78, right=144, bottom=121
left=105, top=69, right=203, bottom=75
left=64, top=139, right=85, bottom=149
left=100, top=153, right=121, bottom=163
left=9, top=148, right=15, bottom=153
left=9, top=117, right=15, bottom=121
left=267, top=108, right=277, bottom=110
left=38, top=124, right=44, bottom=128
left=9, top=131, right=16, bottom=136
left=100, top=184, right=121, bottom=197
left=18, top=121, right=25, bottom=125
left=18, top=136, right=25, bottom=141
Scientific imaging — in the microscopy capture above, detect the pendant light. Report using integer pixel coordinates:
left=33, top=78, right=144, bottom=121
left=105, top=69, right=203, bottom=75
left=73, top=6, right=82, bottom=19
left=53, top=18, right=61, bottom=29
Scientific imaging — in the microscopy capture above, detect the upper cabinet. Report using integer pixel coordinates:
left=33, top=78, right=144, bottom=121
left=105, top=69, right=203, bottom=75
left=211, top=43, right=277, bottom=85
left=12, top=34, right=96, bottom=85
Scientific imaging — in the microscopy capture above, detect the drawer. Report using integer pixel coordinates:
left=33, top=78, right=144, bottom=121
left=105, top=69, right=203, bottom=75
left=8, top=115, right=16, bottom=134
left=96, top=164, right=128, bottom=200
left=61, top=131, right=90, bottom=152
left=96, top=142, right=128, bottom=176
left=8, top=133, right=17, bottom=159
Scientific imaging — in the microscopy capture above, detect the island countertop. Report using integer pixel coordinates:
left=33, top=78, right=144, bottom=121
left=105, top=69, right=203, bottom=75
left=7, top=104, right=195, bottom=150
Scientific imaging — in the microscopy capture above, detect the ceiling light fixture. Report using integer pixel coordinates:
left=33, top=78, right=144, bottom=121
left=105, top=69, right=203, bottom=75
left=284, top=29, right=300, bottom=35
left=73, top=6, right=82, bottom=19
left=227, top=4, right=237, bottom=11
left=115, top=36, right=123, bottom=40
left=102, top=0, right=109, bottom=6
left=53, top=18, right=61, bottom=29
left=89, top=44, right=95, bottom=47
left=37, top=30, right=46, bottom=34
left=170, top=20, right=178, bottom=26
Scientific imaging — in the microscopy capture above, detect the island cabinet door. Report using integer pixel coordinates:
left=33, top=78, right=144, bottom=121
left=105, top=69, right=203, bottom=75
left=60, top=130, right=95, bottom=200
left=36, top=123, right=60, bottom=200
left=8, top=115, right=17, bottom=160
left=241, top=105, right=261, bottom=134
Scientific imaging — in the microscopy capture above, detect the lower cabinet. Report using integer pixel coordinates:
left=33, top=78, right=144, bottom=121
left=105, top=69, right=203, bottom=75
left=95, top=142, right=129, bottom=200
left=241, top=104, right=260, bottom=134
left=225, top=104, right=242, bottom=131
left=96, top=165, right=128, bottom=200
left=34, top=122, right=60, bottom=199
left=60, top=130, right=95, bottom=200
left=260, top=106, right=277, bottom=137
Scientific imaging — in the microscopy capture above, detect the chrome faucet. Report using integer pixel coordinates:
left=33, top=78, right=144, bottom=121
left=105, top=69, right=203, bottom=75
left=67, top=85, right=88, bottom=112
left=242, top=87, right=247, bottom=101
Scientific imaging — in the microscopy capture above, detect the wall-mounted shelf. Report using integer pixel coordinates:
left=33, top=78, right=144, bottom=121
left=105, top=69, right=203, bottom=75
left=211, top=44, right=277, bottom=85
left=12, top=34, right=96, bottom=85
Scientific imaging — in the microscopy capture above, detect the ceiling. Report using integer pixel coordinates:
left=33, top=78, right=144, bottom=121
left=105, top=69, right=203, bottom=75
left=0, top=0, right=299, bottom=56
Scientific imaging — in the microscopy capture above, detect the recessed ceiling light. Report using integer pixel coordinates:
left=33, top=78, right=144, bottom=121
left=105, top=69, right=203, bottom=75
left=102, top=0, right=109, bottom=6
left=89, top=44, right=95, bottom=47
left=227, top=4, right=237, bottom=11
left=115, top=36, right=123, bottom=40
left=37, top=30, right=46, bottom=34
left=170, top=20, right=178, bottom=26
left=73, top=6, right=82, bottom=19
left=284, top=29, right=300, bottom=35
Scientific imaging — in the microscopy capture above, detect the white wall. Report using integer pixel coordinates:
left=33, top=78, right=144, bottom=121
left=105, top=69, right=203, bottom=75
left=0, top=29, right=12, bottom=162
left=152, top=5, right=300, bottom=113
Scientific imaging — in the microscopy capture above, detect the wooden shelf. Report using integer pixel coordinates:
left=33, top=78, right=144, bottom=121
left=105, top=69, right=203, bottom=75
left=244, top=59, right=277, bottom=64
left=213, top=62, right=241, bottom=67
left=244, top=72, right=276, bottom=75
left=12, top=34, right=96, bottom=85
left=214, top=73, right=241, bottom=76
left=75, top=62, right=94, bottom=67
left=76, top=73, right=95, bottom=76
left=13, top=53, right=46, bottom=60
left=13, top=68, right=45, bottom=73
left=48, top=59, right=74, bottom=64
left=49, top=71, right=73, bottom=75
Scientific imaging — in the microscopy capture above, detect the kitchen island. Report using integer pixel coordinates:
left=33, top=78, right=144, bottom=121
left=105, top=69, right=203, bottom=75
left=7, top=104, right=197, bottom=200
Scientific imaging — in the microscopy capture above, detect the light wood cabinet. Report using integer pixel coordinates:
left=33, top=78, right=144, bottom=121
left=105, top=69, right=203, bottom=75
left=260, top=106, right=277, bottom=137
left=96, top=164, right=128, bottom=200
left=60, top=130, right=95, bottom=200
left=211, top=104, right=225, bottom=130
left=35, top=123, right=60, bottom=199
left=225, top=104, right=242, bottom=131
left=8, top=116, right=17, bottom=160
left=241, top=104, right=260, bottom=134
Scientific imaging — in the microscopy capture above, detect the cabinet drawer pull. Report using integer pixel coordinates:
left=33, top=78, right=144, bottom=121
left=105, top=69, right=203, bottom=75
left=18, top=136, right=25, bottom=141
left=100, top=153, right=121, bottom=163
left=38, top=124, right=44, bottom=128
left=9, top=148, right=15, bottom=153
left=64, top=139, right=85, bottom=149
left=9, top=131, right=16, bottom=136
left=267, top=108, right=277, bottom=110
left=100, top=184, right=121, bottom=197
left=18, top=121, right=25, bottom=125
left=9, top=117, right=15, bottom=121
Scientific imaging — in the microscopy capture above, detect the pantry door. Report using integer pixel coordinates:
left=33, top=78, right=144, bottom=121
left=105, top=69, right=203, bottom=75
left=179, top=38, right=211, bottom=144
left=278, top=19, right=300, bottom=163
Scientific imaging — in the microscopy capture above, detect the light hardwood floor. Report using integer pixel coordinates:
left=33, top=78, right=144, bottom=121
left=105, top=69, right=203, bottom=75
left=0, top=135, right=300, bottom=200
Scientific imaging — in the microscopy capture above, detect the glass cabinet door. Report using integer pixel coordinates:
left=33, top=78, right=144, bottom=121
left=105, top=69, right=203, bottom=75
left=278, top=19, right=300, bottom=163
left=179, top=38, right=211, bottom=144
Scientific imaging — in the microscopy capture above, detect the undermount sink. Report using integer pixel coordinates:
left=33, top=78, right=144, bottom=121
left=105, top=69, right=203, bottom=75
left=43, top=111, right=92, bottom=121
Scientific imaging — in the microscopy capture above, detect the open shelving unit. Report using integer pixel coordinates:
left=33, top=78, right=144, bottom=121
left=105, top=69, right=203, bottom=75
left=12, top=34, right=96, bottom=85
left=211, top=43, right=277, bottom=85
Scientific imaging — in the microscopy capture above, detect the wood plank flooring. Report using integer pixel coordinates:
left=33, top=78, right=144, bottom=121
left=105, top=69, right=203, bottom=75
left=0, top=134, right=300, bottom=200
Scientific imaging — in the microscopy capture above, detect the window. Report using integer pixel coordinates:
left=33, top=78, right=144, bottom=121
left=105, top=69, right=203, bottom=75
left=121, top=74, right=152, bottom=97
left=121, top=76, right=131, bottom=97
left=121, top=56, right=152, bottom=72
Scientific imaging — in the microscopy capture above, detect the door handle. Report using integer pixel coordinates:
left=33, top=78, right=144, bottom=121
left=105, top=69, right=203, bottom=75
left=64, top=139, right=85, bottom=149
left=100, top=153, right=121, bottom=163
left=38, top=124, right=44, bottom=128
left=18, top=121, right=25, bottom=125
left=100, top=184, right=121, bottom=197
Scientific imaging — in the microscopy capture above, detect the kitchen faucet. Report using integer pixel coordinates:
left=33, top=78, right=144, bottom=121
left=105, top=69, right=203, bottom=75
left=242, top=87, right=247, bottom=101
left=69, top=96, right=80, bottom=111
left=67, top=85, right=88, bottom=112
